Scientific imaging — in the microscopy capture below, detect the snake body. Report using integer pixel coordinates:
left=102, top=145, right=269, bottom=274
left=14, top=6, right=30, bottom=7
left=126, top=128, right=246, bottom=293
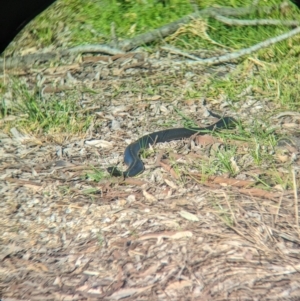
left=107, top=115, right=235, bottom=177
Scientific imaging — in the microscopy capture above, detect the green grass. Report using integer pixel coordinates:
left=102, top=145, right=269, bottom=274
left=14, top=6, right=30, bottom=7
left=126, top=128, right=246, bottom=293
left=6, top=0, right=193, bottom=50
left=85, top=168, right=106, bottom=182
left=2, top=0, right=299, bottom=115
left=176, top=57, right=300, bottom=111
left=4, top=0, right=299, bottom=54
left=0, top=79, right=94, bottom=134
left=160, top=114, right=295, bottom=189
left=133, top=108, right=290, bottom=189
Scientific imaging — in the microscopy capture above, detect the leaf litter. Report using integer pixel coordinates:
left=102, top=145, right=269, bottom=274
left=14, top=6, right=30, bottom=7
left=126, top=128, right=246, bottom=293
left=0, top=50, right=300, bottom=300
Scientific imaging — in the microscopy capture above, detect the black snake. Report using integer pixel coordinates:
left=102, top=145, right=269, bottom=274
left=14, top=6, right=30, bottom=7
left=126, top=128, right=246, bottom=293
left=107, top=112, right=235, bottom=177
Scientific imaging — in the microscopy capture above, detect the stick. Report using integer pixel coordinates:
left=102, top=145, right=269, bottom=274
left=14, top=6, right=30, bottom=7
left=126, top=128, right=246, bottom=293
left=174, top=27, right=300, bottom=65
left=212, top=13, right=300, bottom=27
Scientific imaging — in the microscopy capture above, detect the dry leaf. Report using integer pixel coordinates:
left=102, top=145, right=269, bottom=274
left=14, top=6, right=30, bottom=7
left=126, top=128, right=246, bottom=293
left=139, top=231, right=193, bottom=240
left=138, top=263, right=161, bottom=277
left=230, top=156, right=240, bottom=173
left=192, top=173, right=255, bottom=188
left=282, top=123, right=298, bottom=129
left=276, top=154, right=289, bottom=163
left=166, top=280, right=192, bottom=291
left=164, top=178, right=178, bottom=189
left=179, top=210, right=199, bottom=222
left=171, top=231, right=193, bottom=239
left=149, top=95, right=161, bottom=101
left=44, top=63, right=80, bottom=75
left=110, top=105, right=131, bottom=115
left=20, top=47, right=38, bottom=55
left=109, top=286, right=152, bottom=300
left=85, top=139, right=114, bottom=148
left=195, top=134, right=219, bottom=146
left=143, top=190, right=157, bottom=202
left=274, top=184, right=284, bottom=191
left=160, top=161, right=180, bottom=179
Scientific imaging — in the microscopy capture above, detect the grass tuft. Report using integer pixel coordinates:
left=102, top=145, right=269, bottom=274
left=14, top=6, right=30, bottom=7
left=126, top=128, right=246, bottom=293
left=1, top=79, right=93, bottom=134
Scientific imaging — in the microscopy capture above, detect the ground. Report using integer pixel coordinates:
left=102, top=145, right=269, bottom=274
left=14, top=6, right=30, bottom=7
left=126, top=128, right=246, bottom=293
left=1, top=0, right=300, bottom=300
left=1, top=51, right=300, bottom=300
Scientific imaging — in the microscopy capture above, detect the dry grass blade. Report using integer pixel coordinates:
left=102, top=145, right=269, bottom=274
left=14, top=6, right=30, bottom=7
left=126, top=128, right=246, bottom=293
left=292, top=167, right=299, bottom=227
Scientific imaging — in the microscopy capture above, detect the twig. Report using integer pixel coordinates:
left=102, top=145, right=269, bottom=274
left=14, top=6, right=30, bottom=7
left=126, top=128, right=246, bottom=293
left=65, top=44, right=124, bottom=55
left=111, top=22, right=118, bottom=47
left=0, top=6, right=258, bottom=71
left=119, top=61, right=150, bottom=75
left=0, top=45, right=124, bottom=71
left=212, top=13, right=300, bottom=27
left=274, top=193, right=283, bottom=226
left=115, top=6, right=258, bottom=51
left=161, top=45, right=202, bottom=61
left=292, top=168, right=298, bottom=227
left=178, top=26, right=300, bottom=65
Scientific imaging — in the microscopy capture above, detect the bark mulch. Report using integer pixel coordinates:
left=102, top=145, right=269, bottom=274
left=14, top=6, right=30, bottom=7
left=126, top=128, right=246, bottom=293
left=1, top=53, right=300, bottom=300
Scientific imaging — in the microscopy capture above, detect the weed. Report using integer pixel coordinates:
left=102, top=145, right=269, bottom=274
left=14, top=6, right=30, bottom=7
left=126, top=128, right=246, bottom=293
left=85, top=168, right=106, bottom=182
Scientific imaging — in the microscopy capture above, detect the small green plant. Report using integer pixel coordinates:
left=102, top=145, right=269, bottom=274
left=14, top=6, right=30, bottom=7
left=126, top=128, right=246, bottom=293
left=85, top=168, right=106, bottom=182
left=210, top=198, right=235, bottom=227
left=58, top=185, right=71, bottom=195
left=0, top=98, right=8, bottom=118
left=140, top=147, right=155, bottom=160
left=214, top=147, right=238, bottom=175
left=97, top=232, right=104, bottom=246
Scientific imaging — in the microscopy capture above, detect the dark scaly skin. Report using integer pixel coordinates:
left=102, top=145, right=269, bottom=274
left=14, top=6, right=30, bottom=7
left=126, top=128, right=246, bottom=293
left=107, top=115, right=236, bottom=177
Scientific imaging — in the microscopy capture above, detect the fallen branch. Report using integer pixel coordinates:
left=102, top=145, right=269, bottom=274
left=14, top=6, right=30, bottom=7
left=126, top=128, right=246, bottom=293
left=0, top=4, right=297, bottom=70
left=114, top=6, right=260, bottom=51
left=160, top=46, right=202, bottom=61
left=212, top=13, right=300, bottom=27
left=0, top=6, right=259, bottom=71
left=164, top=26, right=300, bottom=65
left=0, top=45, right=124, bottom=71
